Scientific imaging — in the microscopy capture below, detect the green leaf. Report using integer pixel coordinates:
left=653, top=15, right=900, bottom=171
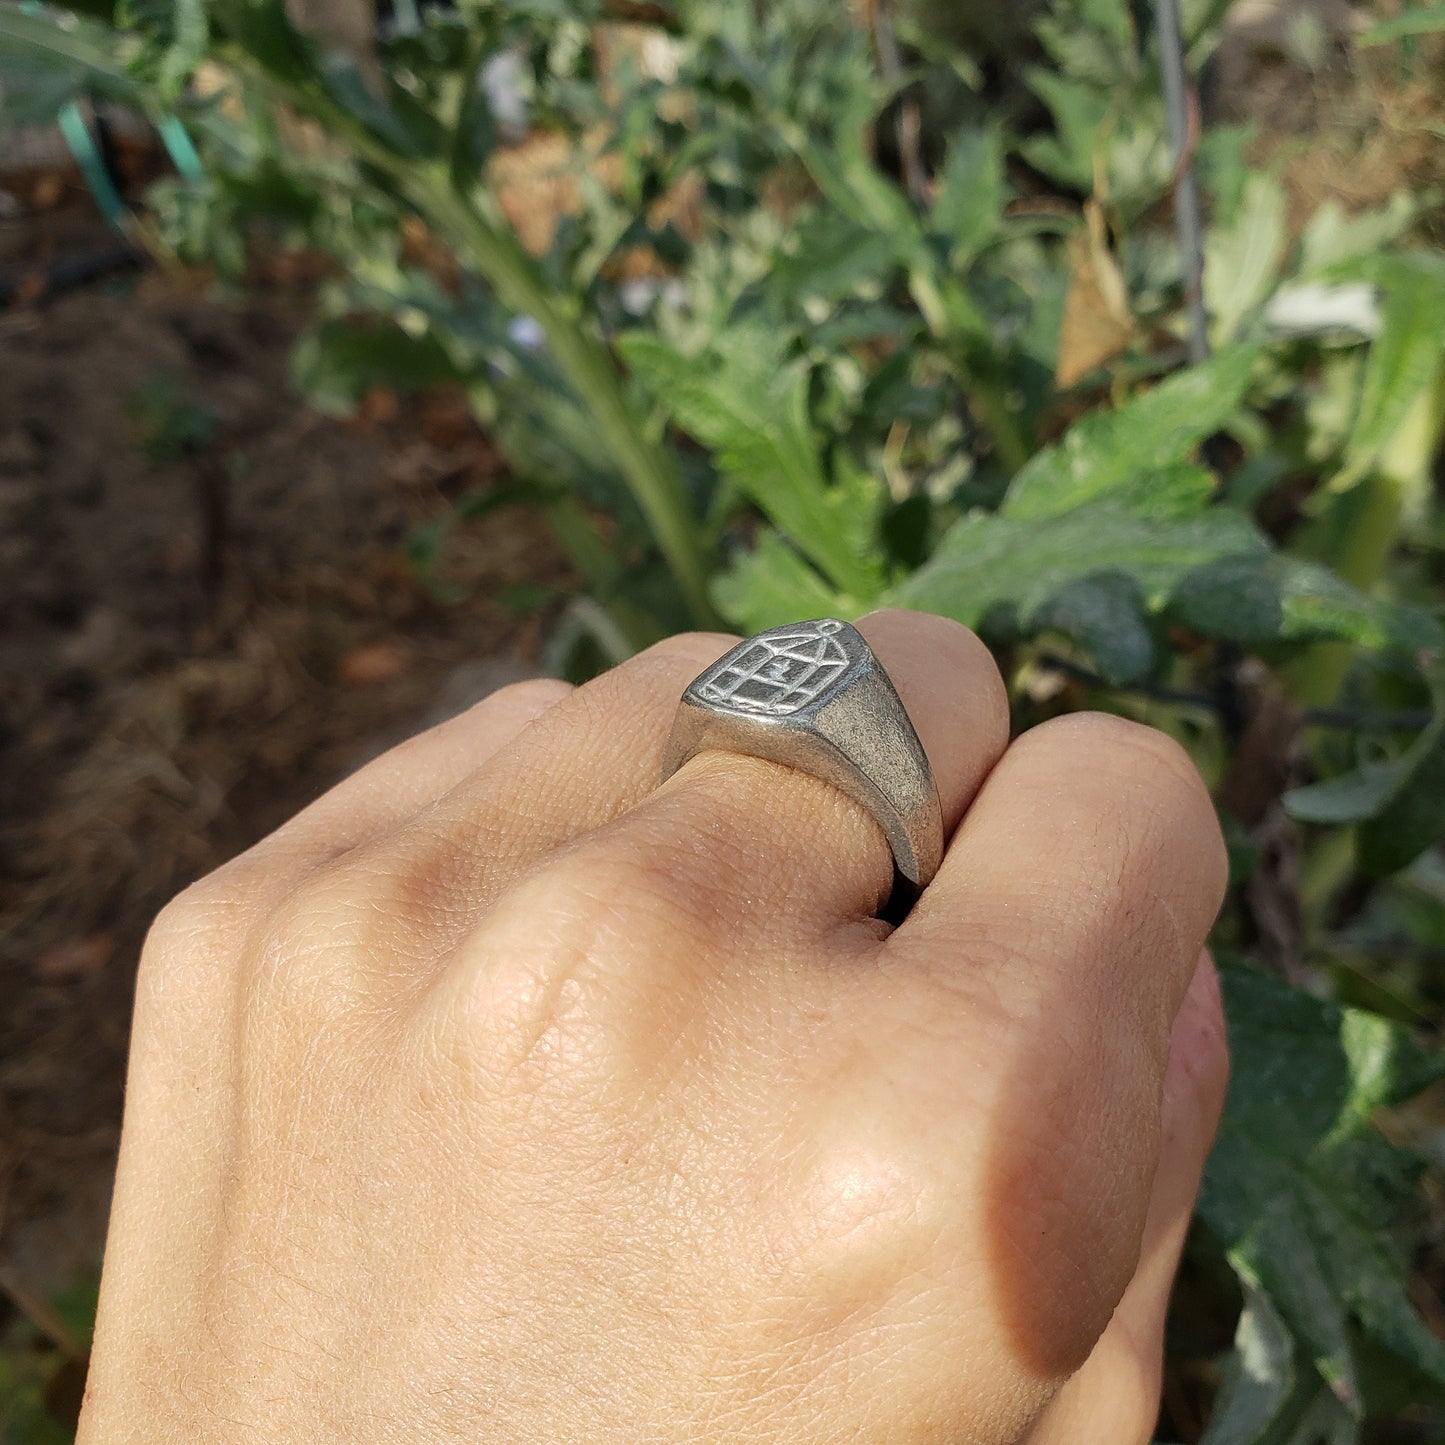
left=1171, top=553, right=1442, bottom=651
left=1033, top=0, right=1136, bottom=84
left=619, top=327, right=886, bottom=600
left=711, top=531, right=843, bottom=634
left=1358, top=711, right=1445, bottom=876
left=1020, top=68, right=1104, bottom=191
left=1358, top=5, right=1445, bottom=45
left=1101, top=462, right=1219, bottom=519
left=292, top=316, right=464, bottom=415
left=1196, top=123, right=1256, bottom=225
left=1030, top=571, right=1155, bottom=684
left=1274, top=562, right=1441, bottom=651
left=450, top=59, right=499, bottom=191
left=1284, top=759, right=1410, bottom=827
left=1204, top=170, right=1287, bottom=345
left=1296, top=195, right=1418, bottom=280
left=0, top=58, right=83, bottom=125
left=1339, top=254, right=1445, bottom=487
left=1200, top=1271, right=1299, bottom=1445
left=929, top=125, right=1003, bottom=268
left=1286, top=669, right=1445, bottom=875
left=319, top=52, right=430, bottom=157
left=890, top=501, right=1266, bottom=630
left=1201, top=956, right=1445, bottom=1418
left=774, top=212, right=899, bottom=305
left=1001, top=346, right=1259, bottom=521
left=118, top=0, right=208, bottom=98
left=0, top=4, right=147, bottom=112
left=210, top=0, right=316, bottom=87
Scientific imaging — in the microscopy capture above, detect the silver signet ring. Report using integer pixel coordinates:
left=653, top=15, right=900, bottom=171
left=660, top=619, right=944, bottom=911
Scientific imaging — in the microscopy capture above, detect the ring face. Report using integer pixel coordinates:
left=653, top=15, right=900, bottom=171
left=664, top=617, right=945, bottom=912
left=692, top=619, right=855, bottom=717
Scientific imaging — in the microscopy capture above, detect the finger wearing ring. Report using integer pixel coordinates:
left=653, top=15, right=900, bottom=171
left=663, top=618, right=944, bottom=914
left=655, top=610, right=1008, bottom=924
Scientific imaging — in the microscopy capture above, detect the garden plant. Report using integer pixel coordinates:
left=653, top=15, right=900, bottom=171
left=2, top=0, right=1445, bottom=1439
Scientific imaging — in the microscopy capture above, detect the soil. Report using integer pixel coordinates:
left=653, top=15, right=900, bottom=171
left=0, top=259, right=567, bottom=1315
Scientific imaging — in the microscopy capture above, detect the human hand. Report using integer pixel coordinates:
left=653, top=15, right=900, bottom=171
left=79, top=610, right=1228, bottom=1443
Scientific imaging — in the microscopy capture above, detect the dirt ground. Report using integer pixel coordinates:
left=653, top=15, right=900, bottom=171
left=0, top=263, right=566, bottom=1328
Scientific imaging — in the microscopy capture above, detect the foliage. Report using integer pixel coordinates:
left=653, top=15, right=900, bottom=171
left=1201, top=955, right=1445, bottom=1440
left=3, top=0, right=1444, bottom=1437
left=0, top=1274, right=96, bottom=1445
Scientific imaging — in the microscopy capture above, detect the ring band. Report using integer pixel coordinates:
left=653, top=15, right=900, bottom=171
left=660, top=619, right=944, bottom=911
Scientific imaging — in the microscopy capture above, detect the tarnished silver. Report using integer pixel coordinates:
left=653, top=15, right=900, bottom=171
left=660, top=619, right=944, bottom=907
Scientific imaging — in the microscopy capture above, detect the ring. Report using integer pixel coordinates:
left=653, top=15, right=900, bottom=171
left=660, top=619, right=944, bottom=911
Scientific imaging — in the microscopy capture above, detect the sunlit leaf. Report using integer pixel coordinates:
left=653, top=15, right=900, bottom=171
left=929, top=125, right=1003, bottom=268
left=1200, top=1271, right=1299, bottom=1445
left=1204, top=170, right=1287, bottom=345
left=620, top=327, right=886, bottom=598
left=711, top=531, right=844, bottom=634
left=1002, top=345, right=1258, bottom=521
left=890, top=501, right=1264, bottom=630
left=1338, top=255, right=1445, bottom=487
left=1297, top=195, right=1417, bottom=280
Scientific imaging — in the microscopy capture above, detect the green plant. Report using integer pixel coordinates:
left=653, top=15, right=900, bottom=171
left=3, top=0, right=1444, bottom=1437
left=123, top=371, right=218, bottom=464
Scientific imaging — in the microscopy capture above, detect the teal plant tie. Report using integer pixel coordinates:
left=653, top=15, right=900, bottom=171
left=157, top=115, right=205, bottom=185
left=57, top=100, right=129, bottom=237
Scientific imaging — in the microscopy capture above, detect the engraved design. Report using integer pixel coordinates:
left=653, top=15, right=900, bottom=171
left=696, top=619, right=850, bottom=716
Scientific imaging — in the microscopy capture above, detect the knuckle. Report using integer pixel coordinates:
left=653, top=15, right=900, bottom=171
left=1034, top=711, right=1202, bottom=795
left=1026, top=711, right=1225, bottom=880
left=244, top=861, right=409, bottom=1012
left=767, top=1121, right=951, bottom=1342
left=452, top=832, right=721, bottom=1097
left=134, top=877, right=246, bottom=1031
left=141, top=875, right=243, bottom=974
left=447, top=872, right=626, bottom=1097
left=481, top=676, right=574, bottom=718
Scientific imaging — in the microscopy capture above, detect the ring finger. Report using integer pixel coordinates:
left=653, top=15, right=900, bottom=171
left=390, top=609, right=1010, bottom=945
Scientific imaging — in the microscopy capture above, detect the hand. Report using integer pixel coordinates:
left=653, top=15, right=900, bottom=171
left=79, top=610, right=1228, bottom=1443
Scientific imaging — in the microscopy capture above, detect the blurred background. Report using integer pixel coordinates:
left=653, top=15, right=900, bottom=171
left=2, top=1, right=1444, bottom=1440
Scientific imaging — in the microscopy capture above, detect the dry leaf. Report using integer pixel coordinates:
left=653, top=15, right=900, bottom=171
left=1056, top=200, right=1134, bottom=388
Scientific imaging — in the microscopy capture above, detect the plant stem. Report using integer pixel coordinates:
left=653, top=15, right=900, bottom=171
left=222, top=43, right=722, bottom=630
left=411, top=180, right=719, bottom=628
left=1291, top=369, right=1445, bottom=706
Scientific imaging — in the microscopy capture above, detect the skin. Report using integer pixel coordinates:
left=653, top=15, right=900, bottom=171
left=78, top=609, right=1229, bottom=1444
